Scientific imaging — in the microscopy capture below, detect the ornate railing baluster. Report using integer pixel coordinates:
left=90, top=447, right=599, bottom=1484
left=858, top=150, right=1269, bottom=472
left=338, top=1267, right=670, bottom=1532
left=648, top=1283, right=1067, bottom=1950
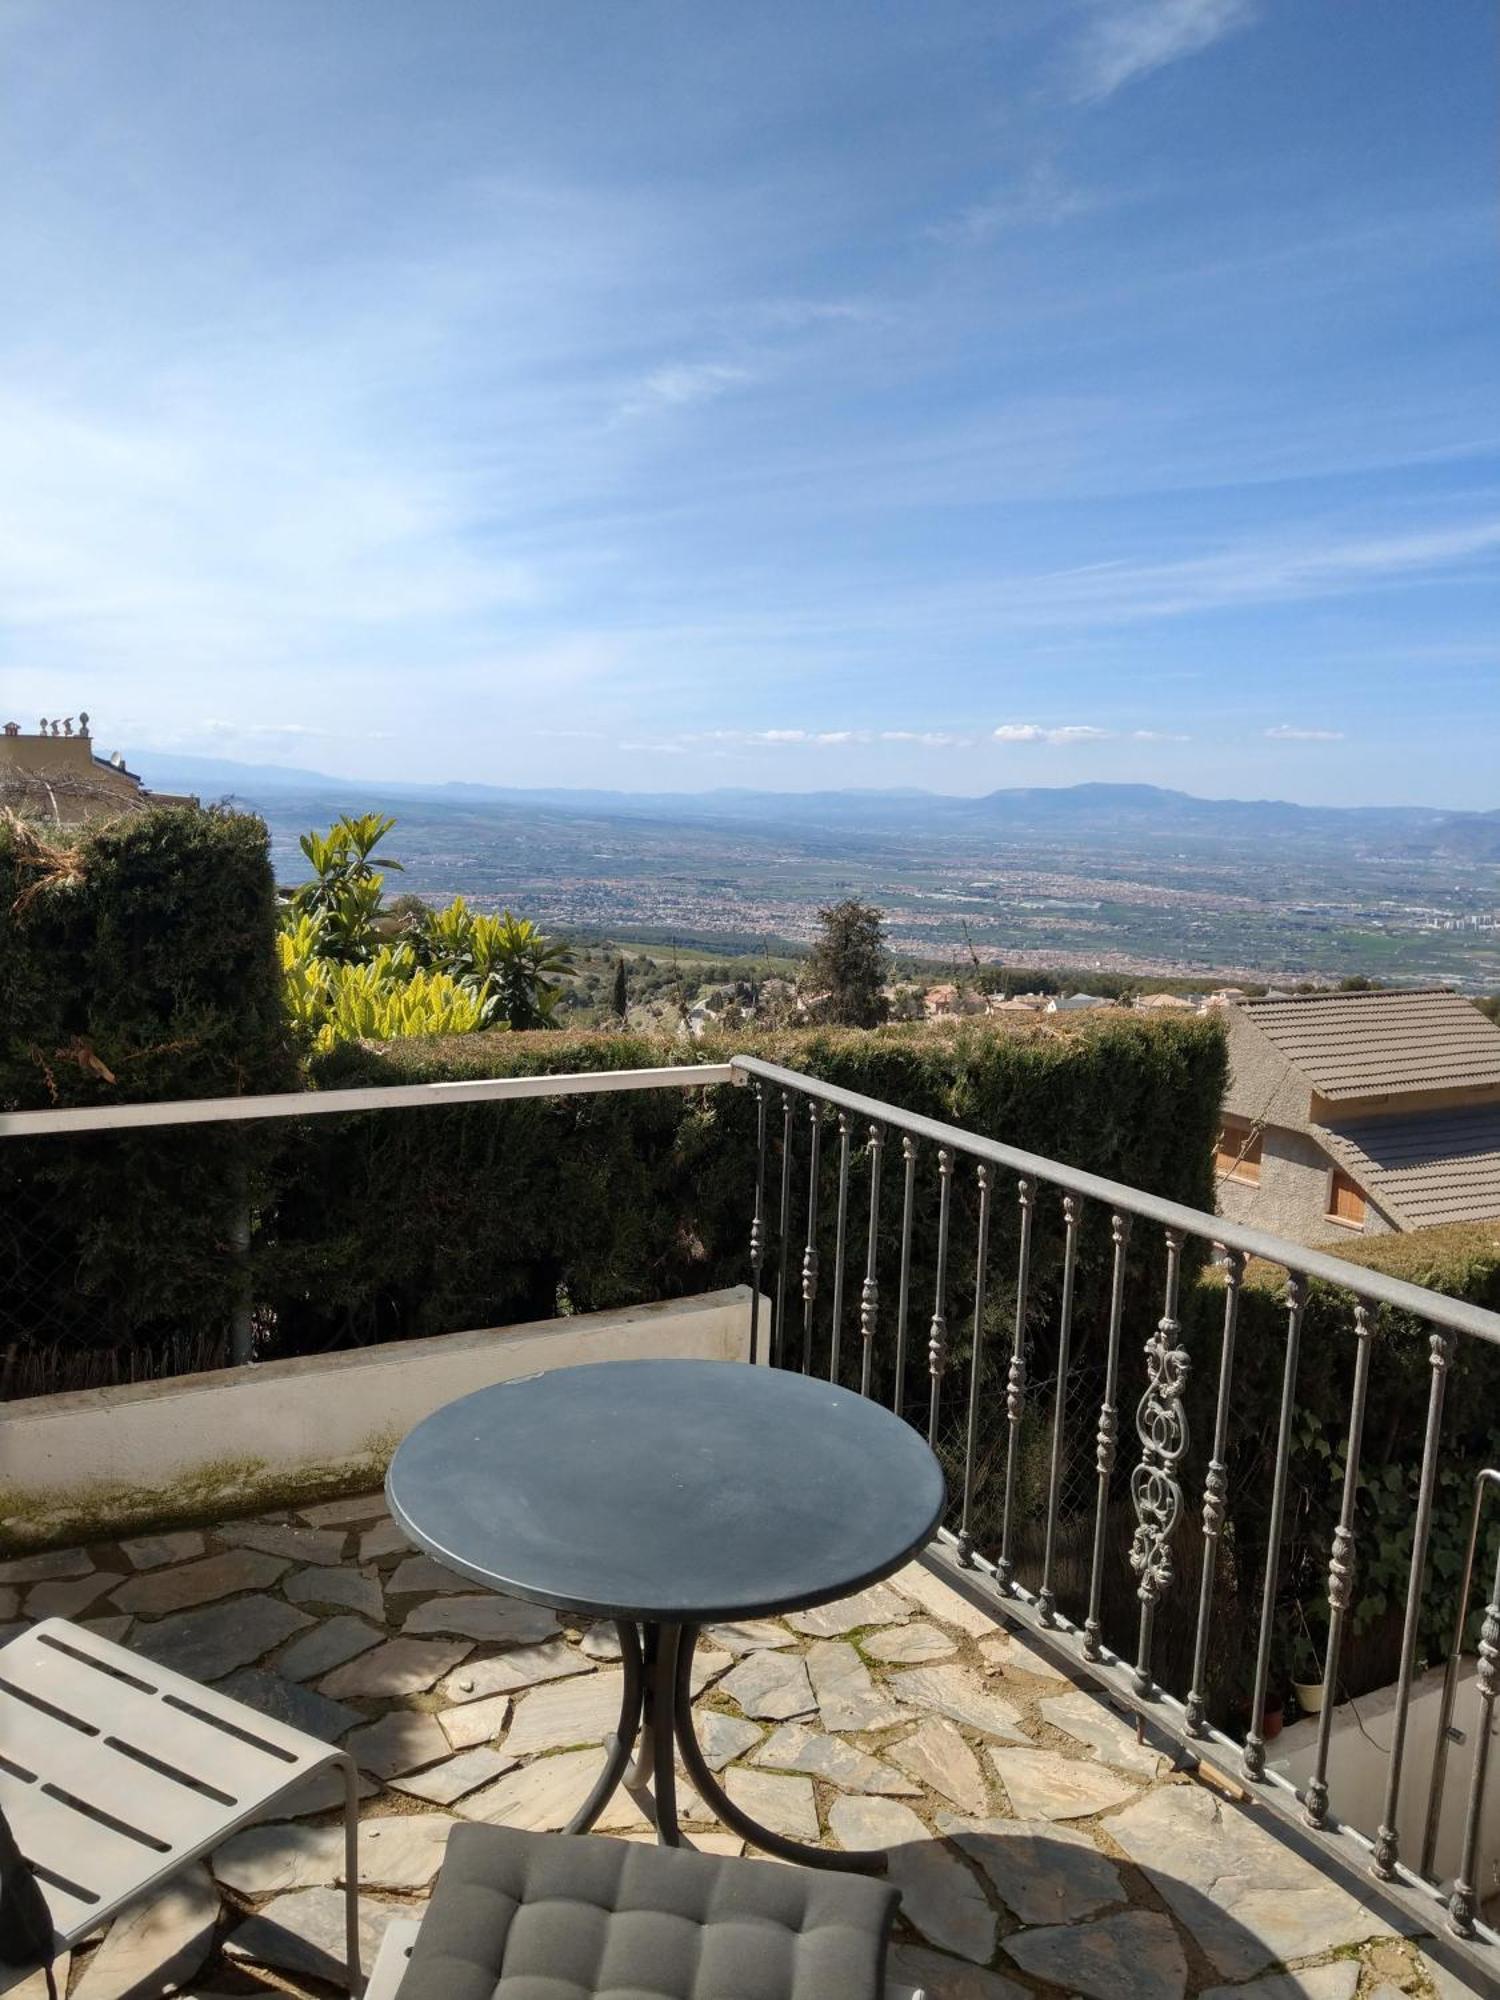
left=893, top=1136, right=917, bottom=1417
left=773, top=1092, right=794, bottom=1369
left=1449, top=1538, right=1500, bottom=1935
left=1083, top=1212, right=1130, bottom=1661
left=1185, top=1249, right=1244, bottom=1732
left=995, top=1178, right=1033, bottom=1597
left=748, top=1083, right=767, bottom=1365
left=1305, top=1300, right=1375, bottom=1829
left=858, top=1124, right=884, bottom=1399
left=1038, top=1194, right=1080, bottom=1626
left=828, top=1114, right=851, bottom=1384
left=800, top=1101, right=822, bottom=1376
left=957, top=1163, right=992, bottom=1567
left=1424, top=1468, right=1500, bottom=1888
left=1373, top=1330, right=1453, bottom=1876
left=1244, top=1272, right=1306, bottom=1778
left=927, top=1148, right=954, bottom=1448
left=1130, top=1228, right=1189, bottom=1698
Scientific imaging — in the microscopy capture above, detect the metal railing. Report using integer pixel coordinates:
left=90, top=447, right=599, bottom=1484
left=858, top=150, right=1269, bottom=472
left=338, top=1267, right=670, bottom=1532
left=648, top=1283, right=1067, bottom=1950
left=6, top=1053, right=1500, bottom=1961
left=733, top=1054, right=1500, bottom=1963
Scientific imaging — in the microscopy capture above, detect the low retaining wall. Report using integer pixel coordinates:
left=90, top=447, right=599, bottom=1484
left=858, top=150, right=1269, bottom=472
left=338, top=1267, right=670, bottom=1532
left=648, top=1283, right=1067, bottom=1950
left=0, top=1287, right=760, bottom=1551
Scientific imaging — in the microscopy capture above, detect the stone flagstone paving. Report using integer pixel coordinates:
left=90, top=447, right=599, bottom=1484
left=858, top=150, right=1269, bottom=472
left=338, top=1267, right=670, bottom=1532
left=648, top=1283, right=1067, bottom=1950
left=1, top=1499, right=1490, bottom=2000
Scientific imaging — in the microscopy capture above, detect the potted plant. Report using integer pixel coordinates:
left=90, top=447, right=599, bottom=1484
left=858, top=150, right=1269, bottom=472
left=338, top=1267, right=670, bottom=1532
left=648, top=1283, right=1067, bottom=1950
left=1291, top=1629, right=1326, bottom=1716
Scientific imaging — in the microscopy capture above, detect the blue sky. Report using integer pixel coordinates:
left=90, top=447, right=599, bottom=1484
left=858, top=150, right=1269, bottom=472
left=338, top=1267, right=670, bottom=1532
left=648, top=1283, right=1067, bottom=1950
left=2, top=0, right=1496, bottom=805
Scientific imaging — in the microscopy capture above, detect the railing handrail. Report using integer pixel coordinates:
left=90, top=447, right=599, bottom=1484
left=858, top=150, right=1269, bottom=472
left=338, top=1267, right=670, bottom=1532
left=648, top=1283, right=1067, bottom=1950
left=731, top=1054, right=1500, bottom=1349
left=0, top=1063, right=738, bottom=1137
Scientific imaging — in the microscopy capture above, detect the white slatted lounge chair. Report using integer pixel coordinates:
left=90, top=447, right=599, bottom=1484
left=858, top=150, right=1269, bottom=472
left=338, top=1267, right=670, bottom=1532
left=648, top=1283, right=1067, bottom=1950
left=0, top=1618, right=362, bottom=1995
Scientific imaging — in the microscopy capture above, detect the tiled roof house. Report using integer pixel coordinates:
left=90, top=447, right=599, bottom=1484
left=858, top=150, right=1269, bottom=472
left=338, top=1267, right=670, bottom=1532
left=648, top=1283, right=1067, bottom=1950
left=1216, top=989, right=1500, bottom=1241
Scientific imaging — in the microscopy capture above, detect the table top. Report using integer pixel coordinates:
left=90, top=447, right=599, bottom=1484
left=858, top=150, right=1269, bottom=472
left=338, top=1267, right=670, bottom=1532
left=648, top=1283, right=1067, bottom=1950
left=385, top=1358, right=947, bottom=1623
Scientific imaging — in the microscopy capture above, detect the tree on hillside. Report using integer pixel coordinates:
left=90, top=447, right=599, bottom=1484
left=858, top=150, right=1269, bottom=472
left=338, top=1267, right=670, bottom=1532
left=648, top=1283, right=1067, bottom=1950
left=612, top=956, right=628, bottom=1020
left=803, top=898, right=889, bottom=1027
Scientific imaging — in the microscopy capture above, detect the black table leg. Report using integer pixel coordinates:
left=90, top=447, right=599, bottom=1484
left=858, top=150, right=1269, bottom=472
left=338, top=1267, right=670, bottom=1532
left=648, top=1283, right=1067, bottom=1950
left=671, top=1625, right=888, bottom=1874
left=565, top=1619, right=645, bottom=1835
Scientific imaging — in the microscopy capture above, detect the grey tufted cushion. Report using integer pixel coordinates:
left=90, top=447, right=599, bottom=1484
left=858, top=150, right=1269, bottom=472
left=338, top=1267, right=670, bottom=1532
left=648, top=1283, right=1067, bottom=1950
left=395, top=1824, right=899, bottom=2000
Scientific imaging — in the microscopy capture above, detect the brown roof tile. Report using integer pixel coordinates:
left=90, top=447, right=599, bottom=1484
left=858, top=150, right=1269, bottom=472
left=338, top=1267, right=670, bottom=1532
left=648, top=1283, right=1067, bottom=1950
left=1237, top=989, right=1500, bottom=1101
left=1320, top=1106, right=1500, bottom=1229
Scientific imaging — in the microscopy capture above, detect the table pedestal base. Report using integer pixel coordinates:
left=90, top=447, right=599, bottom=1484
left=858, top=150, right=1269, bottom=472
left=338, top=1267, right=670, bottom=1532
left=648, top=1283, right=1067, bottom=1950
left=565, top=1620, right=886, bottom=1875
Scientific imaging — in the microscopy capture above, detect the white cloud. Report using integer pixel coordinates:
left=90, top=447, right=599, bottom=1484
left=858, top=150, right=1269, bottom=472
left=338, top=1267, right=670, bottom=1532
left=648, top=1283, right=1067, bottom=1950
left=932, top=165, right=1109, bottom=246
left=1265, top=723, right=1345, bottom=742
left=619, top=361, right=752, bottom=418
left=994, top=722, right=1114, bottom=745
left=1068, top=0, right=1257, bottom=105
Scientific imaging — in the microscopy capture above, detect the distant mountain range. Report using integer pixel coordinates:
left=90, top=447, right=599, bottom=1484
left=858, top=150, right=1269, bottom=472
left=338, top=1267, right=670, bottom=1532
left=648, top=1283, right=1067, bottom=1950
left=132, top=751, right=1500, bottom=859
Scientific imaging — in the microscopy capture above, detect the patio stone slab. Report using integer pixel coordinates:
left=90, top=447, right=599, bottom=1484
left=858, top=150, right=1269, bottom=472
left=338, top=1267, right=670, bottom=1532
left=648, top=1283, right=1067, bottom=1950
left=863, top=1620, right=957, bottom=1664
left=702, top=1619, right=795, bottom=1655
left=689, top=1645, right=733, bottom=1694
left=785, top=1582, right=912, bottom=1636
left=319, top=1635, right=471, bottom=1697
left=888, top=1560, right=997, bottom=1636
left=1108, top=1781, right=1395, bottom=1980
left=888, top=1719, right=989, bottom=1814
left=694, top=1713, right=763, bottom=1770
left=402, top=1594, right=561, bottom=1645
left=283, top=1563, right=384, bottom=1621
left=359, top=1518, right=411, bottom=1561
left=111, top=1550, right=290, bottom=1618
left=937, top=1814, right=1125, bottom=1925
left=577, top=1621, right=622, bottom=1660
left=1002, top=1908, right=1187, bottom=2000
left=720, top=1648, right=817, bottom=1720
left=1200, top=1968, right=1360, bottom=2000
left=888, top=1943, right=1028, bottom=2000
left=1040, top=1688, right=1170, bottom=1779
left=1413, top=1953, right=1491, bottom=2000
left=215, top=1668, right=362, bottom=1741
left=218, top=1520, right=346, bottom=1566
left=80, top=1613, right=132, bottom=1644
left=387, top=1553, right=470, bottom=1595
left=132, top=1595, right=312, bottom=1680
left=977, top=1628, right=1068, bottom=1681
left=753, top=1722, right=919, bottom=1796
left=217, top=1813, right=457, bottom=1892
left=120, top=1530, right=205, bottom=1570
left=987, top=1746, right=1139, bottom=1821
left=889, top=1664, right=1026, bottom=1743
left=439, top=1691, right=512, bottom=1750
left=346, top=1709, right=453, bottom=1778
left=805, top=1639, right=904, bottom=1731
left=8, top=1952, right=68, bottom=2000
left=226, top=1887, right=405, bottom=1985
left=832, top=1799, right=996, bottom=1963
left=455, top=1748, right=603, bottom=1832
left=594, top=1776, right=709, bottom=1833
left=0, top=1548, right=92, bottom=1585
left=71, top=1863, right=216, bottom=2000
left=23, top=1572, right=116, bottom=1620
left=440, top=1640, right=592, bottom=1702
left=298, top=1493, right=388, bottom=1526
left=276, top=1614, right=384, bottom=1682
left=504, top=1669, right=625, bottom=1757
left=723, top=1768, right=818, bottom=1841
left=388, top=1746, right=514, bottom=1804
left=246, top=1768, right=377, bottom=1822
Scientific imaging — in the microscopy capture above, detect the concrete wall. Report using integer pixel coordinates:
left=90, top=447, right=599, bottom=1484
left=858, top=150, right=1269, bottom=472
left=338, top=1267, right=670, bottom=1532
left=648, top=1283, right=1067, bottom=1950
left=1272, top=1662, right=1499, bottom=1898
left=1217, top=1123, right=1395, bottom=1244
left=0, top=1287, right=761, bottom=1545
left=1222, top=1010, right=1313, bottom=1133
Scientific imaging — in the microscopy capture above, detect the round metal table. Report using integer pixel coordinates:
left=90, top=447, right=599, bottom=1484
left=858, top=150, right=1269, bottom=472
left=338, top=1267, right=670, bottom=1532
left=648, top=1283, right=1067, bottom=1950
left=385, top=1358, right=946, bottom=1870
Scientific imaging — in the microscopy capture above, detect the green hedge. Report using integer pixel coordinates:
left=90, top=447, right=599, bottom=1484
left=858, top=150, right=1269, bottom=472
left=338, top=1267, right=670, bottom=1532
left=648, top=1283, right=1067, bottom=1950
left=269, top=1012, right=1227, bottom=1363
left=1178, top=1222, right=1500, bottom=1715
left=1, top=807, right=296, bottom=1392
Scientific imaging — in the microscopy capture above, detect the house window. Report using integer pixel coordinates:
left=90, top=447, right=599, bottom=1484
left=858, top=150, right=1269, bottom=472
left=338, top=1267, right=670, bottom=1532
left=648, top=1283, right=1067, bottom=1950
left=1327, top=1170, right=1367, bottom=1229
left=1216, top=1119, right=1262, bottom=1185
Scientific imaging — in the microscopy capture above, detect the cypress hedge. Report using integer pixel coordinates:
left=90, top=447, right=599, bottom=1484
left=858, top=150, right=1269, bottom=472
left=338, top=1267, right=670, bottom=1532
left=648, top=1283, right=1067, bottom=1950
left=1, top=806, right=296, bottom=1392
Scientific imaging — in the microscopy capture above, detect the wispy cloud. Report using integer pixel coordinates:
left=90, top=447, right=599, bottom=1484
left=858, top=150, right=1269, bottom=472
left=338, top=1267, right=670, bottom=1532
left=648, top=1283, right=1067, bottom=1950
left=1068, top=0, right=1257, bottom=104
left=1265, top=724, right=1345, bottom=742
left=618, top=361, right=752, bottom=419
left=931, top=165, right=1111, bottom=247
